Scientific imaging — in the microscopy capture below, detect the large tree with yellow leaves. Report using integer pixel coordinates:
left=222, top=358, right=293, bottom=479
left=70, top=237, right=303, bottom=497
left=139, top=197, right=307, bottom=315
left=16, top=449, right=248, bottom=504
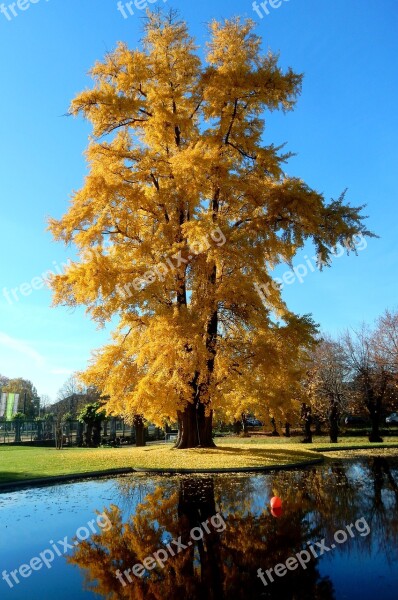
left=49, top=11, right=370, bottom=448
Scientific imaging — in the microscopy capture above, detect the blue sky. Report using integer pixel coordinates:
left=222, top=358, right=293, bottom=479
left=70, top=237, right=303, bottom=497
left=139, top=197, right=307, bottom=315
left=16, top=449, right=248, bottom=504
left=0, top=0, right=397, bottom=402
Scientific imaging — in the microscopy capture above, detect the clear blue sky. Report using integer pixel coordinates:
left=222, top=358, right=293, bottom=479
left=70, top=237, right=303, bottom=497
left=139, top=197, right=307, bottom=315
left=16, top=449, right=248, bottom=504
left=0, top=0, right=397, bottom=402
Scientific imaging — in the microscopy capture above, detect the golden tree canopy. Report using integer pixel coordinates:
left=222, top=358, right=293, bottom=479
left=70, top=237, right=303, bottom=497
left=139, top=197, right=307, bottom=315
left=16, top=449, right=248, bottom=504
left=49, top=11, right=371, bottom=439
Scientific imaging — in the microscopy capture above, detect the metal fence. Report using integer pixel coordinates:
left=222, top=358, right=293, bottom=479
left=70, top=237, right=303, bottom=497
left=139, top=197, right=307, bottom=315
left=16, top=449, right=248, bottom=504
left=0, top=419, right=163, bottom=446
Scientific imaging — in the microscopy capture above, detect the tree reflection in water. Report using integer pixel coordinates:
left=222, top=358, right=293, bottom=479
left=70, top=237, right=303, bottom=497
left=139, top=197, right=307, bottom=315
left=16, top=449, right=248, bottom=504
left=68, top=457, right=398, bottom=600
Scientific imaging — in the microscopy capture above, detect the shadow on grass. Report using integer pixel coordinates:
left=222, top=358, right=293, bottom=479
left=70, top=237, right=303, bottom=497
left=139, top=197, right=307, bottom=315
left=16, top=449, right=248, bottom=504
left=198, top=447, right=317, bottom=463
left=139, top=444, right=316, bottom=458
left=137, top=445, right=320, bottom=467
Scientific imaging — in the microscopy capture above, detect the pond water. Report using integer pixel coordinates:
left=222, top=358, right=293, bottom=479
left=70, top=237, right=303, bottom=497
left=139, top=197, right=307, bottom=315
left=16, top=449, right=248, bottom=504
left=0, top=456, right=397, bottom=600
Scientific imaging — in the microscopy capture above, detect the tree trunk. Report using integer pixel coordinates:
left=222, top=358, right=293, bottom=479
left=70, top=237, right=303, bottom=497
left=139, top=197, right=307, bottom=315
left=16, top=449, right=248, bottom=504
left=271, top=417, right=280, bottom=437
left=109, top=417, right=116, bottom=442
left=241, top=413, right=249, bottom=436
left=329, top=420, right=339, bottom=443
left=365, top=382, right=383, bottom=442
left=233, top=419, right=242, bottom=435
left=55, top=423, right=63, bottom=449
left=175, top=402, right=215, bottom=449
left=369, top=413, right=383, bottom=442
left=84, top=423, right=93, bottom=447
left=302, top=406, right=313, bottom=443
left=92, top=421, right=102, bottom=446
left=174, top=251, right=218, bottom=450
left=134, top=415, right=146, bottom=447
left=14, top=421, right=21, bottom=443
left=329, top=402, right=339, bottom=443
left=77, top=421, right=84, bottom=446
left=304, top=420, right=313, bottom=443
left=175, top=292, right=218, bottom=450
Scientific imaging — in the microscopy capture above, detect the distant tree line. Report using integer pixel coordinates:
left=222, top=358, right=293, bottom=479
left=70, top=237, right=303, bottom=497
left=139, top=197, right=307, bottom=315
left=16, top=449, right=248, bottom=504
left=302, top=308, right=398, bottom=443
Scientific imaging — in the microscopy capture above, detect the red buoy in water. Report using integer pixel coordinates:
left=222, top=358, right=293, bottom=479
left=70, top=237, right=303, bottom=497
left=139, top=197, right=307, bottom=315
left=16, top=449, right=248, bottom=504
left=270, top=496, right=282, bottom=509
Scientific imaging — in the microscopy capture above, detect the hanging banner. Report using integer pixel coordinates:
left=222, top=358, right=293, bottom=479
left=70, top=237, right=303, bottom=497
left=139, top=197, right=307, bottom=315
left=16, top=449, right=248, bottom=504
left=0, top=393, right=6, bottom=418
left=13, top=394, right=20, bottom=415
left=6, top=393, right=14, bottom=420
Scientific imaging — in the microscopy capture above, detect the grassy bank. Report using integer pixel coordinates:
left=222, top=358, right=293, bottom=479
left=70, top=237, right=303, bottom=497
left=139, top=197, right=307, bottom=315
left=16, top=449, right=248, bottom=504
left=1, top=436, right=398, bottom=486
left=0, top=440, right=319, bottom=484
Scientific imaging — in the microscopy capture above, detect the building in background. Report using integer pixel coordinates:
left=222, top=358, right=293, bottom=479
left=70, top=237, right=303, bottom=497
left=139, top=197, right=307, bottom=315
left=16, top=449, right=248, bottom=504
left=49, top=393, right=97, bottom=418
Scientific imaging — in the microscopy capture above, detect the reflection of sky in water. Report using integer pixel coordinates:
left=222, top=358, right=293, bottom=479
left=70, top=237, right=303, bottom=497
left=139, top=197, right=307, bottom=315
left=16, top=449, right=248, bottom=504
left=0, top=458, right=397, bottom=599
left=320, top=551, right=396, bottom=600
left=0, top=480, right=119, bottom=600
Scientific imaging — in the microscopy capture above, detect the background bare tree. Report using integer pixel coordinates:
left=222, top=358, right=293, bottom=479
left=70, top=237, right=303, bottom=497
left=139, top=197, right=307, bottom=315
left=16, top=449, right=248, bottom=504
left=39, top=394, right=51, bottom=416
left=374, top=309, right=398, bottom=383
left=57, top=374, right=84, bottom=402
left=341, top=325, right=390, bottom=442
left=0, top=374, right=9, bottom=389
left=306, top=337, right=350, bottom=442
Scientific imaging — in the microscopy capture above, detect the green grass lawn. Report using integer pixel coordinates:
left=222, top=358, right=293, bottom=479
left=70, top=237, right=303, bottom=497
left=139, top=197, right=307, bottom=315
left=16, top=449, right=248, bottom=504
left=1, top=436, right=397, bottom=486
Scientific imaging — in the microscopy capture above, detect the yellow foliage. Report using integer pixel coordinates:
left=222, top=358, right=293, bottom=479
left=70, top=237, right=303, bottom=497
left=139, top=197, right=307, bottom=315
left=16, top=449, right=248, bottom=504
left=49, top=11, right=370, bottom=434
